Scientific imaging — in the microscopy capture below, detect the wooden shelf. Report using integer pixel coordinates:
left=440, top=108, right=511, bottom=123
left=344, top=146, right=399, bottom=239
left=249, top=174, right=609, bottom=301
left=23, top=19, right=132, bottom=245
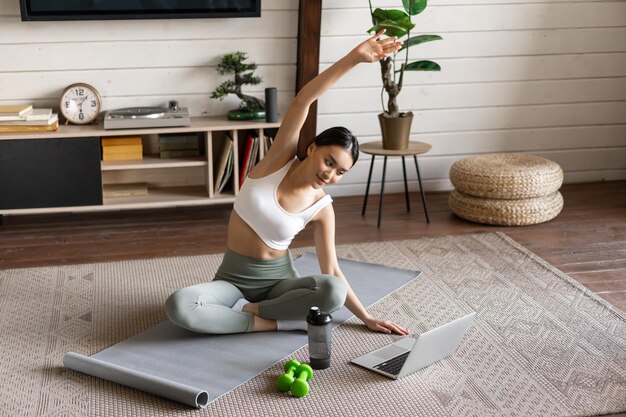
left=103, top=186, right=235, bottom=209
left=0, top=116, right=280, bottom=141
left=0, top=187, right=235, bottom=215
left=101, top=155, right=207, bottom=171
left=0, top=117, right=279, bottom=216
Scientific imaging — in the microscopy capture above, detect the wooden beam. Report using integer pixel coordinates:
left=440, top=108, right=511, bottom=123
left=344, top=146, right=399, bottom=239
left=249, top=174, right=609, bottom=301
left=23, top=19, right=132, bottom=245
left=296, top=0, right=322, bottom=158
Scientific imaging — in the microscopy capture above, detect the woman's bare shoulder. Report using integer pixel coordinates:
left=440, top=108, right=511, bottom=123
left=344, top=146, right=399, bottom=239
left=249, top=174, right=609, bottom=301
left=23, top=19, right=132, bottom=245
left=312, top=197, right=334, bottom=221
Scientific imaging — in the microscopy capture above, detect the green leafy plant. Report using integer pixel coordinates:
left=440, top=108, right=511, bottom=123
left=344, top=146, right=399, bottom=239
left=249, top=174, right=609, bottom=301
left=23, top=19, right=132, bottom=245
left=368, top=0, right=442, bottom=117
left=210, top=51, right=264, bottom=113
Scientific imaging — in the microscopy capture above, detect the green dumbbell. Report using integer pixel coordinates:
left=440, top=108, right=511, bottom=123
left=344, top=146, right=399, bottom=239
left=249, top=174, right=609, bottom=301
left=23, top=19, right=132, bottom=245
left=289, top=363, right=314, bottom=398
left=276, top=359, right=301, bottom=392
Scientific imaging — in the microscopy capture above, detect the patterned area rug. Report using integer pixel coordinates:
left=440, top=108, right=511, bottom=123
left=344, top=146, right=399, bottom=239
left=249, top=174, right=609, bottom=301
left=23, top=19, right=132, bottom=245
left=0, top=232, right=624, bottom=417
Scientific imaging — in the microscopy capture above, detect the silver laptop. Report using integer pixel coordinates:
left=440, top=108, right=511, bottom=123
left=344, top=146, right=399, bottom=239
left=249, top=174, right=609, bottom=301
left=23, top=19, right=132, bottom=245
left=351, top=312, right=476, bottom=379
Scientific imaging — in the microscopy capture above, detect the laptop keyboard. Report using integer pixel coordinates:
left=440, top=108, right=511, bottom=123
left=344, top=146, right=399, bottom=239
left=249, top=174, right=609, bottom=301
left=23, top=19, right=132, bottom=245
left=373, top=351, right=410, bottom=375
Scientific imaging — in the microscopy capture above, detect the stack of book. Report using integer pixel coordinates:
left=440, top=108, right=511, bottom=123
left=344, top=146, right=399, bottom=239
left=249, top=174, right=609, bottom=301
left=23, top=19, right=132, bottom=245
left=159, top=134, right=200, bottom=158
left=102, top=182, right=149, bottom=198
left=101, top=136, right=143, bottom=161
left=0, top=105, right=59, bottom=133
left=239, top=133, right=260, bottom=188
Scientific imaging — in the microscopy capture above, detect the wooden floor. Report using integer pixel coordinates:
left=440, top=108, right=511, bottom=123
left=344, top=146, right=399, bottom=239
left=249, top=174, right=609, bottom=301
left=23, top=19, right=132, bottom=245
left=1, top=180, right=625, bottom=313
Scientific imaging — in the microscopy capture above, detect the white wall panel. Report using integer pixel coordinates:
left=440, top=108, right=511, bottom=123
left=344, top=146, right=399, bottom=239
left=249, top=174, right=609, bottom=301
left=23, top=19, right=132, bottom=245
left=1, top=65, right=296, bottom=98
left=326, top=148, right=626, bottom=197
left=0, top=0, right=624, bottom=200
left=368, top=125, right=626, bottom=156
left=322, top=53, right=626, bottom=87
left=317, top=1, right=626, bottom=196
left=0, top=3, right=298, bottom=118
left=318, top=102, right=626, bottom=135
left=319, top=78, right=626, bottom=113
left=0, top=39, right=297, bottom=72
left=328, top=0, right=613, bottom=7
left=320, top=29, right=626, bottom=62
left=0, top=12, right=297, bottom=44
left=322, top=3, right=626, bottom=34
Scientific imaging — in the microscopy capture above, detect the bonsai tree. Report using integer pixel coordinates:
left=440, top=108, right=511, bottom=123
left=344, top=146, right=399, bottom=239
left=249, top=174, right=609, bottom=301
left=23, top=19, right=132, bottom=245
left=210, top=51, right=264, bottom=115
left=368, top=0, right=442, bottom=118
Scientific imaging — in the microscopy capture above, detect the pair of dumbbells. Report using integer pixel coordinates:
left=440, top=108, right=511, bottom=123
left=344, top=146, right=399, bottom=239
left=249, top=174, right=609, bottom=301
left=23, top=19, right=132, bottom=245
left=275, top=359, right=314, bottom=397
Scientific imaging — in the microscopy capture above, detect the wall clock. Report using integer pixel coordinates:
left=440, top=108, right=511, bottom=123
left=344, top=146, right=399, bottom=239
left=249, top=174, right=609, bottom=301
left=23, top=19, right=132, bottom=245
left=60, top=83, right=102, bottom=125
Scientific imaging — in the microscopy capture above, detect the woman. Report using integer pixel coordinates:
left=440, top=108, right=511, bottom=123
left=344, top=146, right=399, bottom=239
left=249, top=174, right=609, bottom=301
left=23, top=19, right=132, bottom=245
left=165, top=30, right=408, bottom=336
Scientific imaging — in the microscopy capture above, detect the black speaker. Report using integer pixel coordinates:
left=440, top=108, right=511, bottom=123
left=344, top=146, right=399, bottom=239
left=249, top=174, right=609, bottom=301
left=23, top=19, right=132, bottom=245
left=265, top=87, right=277, bottom=122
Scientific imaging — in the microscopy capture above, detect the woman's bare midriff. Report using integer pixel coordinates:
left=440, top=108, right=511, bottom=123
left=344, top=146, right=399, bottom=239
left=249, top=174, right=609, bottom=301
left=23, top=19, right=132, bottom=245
left=226, top=210, right=289, bottom=260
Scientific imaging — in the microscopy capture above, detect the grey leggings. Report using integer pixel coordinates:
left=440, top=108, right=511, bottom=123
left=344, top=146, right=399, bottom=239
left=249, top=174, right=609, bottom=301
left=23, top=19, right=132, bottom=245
left=165, top=249, right=348, bottom=334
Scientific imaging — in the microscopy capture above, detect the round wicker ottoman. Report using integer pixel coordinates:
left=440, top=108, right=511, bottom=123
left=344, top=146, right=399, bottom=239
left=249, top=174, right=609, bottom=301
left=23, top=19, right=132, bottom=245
left=449, top=153, right=563, bottom=199
left=449, top=189, right=564, bottom=226
left=448, top=153, right=564, bottom=225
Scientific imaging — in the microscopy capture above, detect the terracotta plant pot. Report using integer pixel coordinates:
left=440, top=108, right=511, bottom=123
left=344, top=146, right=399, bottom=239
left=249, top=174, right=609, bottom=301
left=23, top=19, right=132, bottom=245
left=378, top=112, right=413, bottom=150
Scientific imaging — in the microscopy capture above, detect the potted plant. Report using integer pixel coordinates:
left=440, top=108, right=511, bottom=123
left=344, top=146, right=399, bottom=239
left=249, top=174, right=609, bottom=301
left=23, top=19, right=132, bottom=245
left=210, top=51, right=265, bottom=120
left=368, top=0, right=442, bottom=149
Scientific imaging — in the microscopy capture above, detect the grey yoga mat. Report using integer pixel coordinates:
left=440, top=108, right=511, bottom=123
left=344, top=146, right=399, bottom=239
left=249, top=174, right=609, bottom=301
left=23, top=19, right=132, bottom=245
left=63, top=253, right=420, bottom=408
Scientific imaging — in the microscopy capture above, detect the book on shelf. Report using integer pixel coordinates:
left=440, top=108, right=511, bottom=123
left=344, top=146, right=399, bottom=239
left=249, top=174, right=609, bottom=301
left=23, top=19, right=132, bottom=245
left=159, top=149, right=200, bottom=158
left=102, top=152, right=143, bottom=161
left=159, top=133, right=200, bottom=157
left=263, top=134, right=274, bottom=155
left=244, top=135, right=260, bottom=180
left=0, top=108, right=53, bottom=122
left=103, top=183, right=149, bottom=198
left=0, top=119, right=58, bottom=133
left=213, top=135, right=234, bottom=195
left=101, top=136, right=144, bottom=161
left=239, top=134, right=255, bottom=188
left=0, top=112, right=57, bottom=126
left=159, top=141, right=199, bottom=151
left=0, top=104, right=33, bottom=117
left=158, top=134, right=200, bottom=145
left=102, top=144, right=143, bottom=154
left=218, top=147, right=234, bottom=194
left=101, top=136, right=142, bottom=146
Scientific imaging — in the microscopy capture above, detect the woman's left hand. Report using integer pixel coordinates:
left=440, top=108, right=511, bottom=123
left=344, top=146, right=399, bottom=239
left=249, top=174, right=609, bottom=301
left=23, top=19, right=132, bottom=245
left=352, top=29, right=403, bottom=63
left=363, top=316, right=410, bottom=335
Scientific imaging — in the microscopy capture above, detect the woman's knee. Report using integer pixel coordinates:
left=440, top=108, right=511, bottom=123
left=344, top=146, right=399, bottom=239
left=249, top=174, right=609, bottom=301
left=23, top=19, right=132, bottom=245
left=164, top=287, right=210, bottom=331
left=164, top=290, right=192, bottom=329
left=164, top=286, right=253, bottom=334
left=316, top=275, right=348, bottom=312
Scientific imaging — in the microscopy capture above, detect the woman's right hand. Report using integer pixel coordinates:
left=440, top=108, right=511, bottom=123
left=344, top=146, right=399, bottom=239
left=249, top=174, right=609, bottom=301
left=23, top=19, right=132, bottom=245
left=363, top=315, right=410, bottom=335
left=352, top=29, right=403, bottom=63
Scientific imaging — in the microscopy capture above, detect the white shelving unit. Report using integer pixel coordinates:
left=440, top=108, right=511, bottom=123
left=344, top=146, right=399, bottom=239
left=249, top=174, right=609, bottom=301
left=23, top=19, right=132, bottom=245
left=0, top=117, right=280, bottom=216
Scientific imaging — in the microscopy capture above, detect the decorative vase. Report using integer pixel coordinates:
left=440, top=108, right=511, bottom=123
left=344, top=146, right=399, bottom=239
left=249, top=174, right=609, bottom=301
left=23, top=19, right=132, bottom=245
left=378, top=111, right=413, bottom=150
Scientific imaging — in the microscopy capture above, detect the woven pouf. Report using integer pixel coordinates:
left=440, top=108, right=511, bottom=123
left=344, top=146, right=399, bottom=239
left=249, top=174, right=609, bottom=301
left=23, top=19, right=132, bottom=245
left=450, top=153, right=563, bottom=199
left=449, top=189, right=564, bottom=226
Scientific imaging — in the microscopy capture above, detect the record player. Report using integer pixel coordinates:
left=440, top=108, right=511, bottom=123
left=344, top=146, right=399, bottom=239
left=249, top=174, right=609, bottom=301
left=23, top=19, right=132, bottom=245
left=104, top=101, right=191, bottom=130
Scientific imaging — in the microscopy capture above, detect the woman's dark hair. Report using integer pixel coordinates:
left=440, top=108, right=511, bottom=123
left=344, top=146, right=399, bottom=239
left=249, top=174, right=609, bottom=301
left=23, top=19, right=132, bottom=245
left=313, top=126, right=359, bottom=165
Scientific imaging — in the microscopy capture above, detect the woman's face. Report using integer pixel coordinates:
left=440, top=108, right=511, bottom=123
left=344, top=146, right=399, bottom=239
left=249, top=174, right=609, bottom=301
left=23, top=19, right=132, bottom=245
left=306, top=144, right=354, bottom=189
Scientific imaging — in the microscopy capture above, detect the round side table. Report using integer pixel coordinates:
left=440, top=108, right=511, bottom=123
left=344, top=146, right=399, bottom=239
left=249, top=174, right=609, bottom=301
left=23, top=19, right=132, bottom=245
left=360, top=141, right=431, bottom=227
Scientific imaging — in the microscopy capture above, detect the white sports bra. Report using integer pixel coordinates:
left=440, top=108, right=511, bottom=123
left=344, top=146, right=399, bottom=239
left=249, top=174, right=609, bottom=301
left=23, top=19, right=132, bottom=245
left=233, top=158, right=333, bottom=250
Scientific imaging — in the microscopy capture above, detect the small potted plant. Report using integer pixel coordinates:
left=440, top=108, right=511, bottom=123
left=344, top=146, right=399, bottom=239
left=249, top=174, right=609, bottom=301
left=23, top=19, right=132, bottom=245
left=210, top=51, right=265, bottom=120
left=368, top=0, right=442, bottom=149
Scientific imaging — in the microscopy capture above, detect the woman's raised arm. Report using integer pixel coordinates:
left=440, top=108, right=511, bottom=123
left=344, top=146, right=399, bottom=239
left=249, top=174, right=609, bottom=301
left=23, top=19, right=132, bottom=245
left=263, top=30, right=403, bottom=166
